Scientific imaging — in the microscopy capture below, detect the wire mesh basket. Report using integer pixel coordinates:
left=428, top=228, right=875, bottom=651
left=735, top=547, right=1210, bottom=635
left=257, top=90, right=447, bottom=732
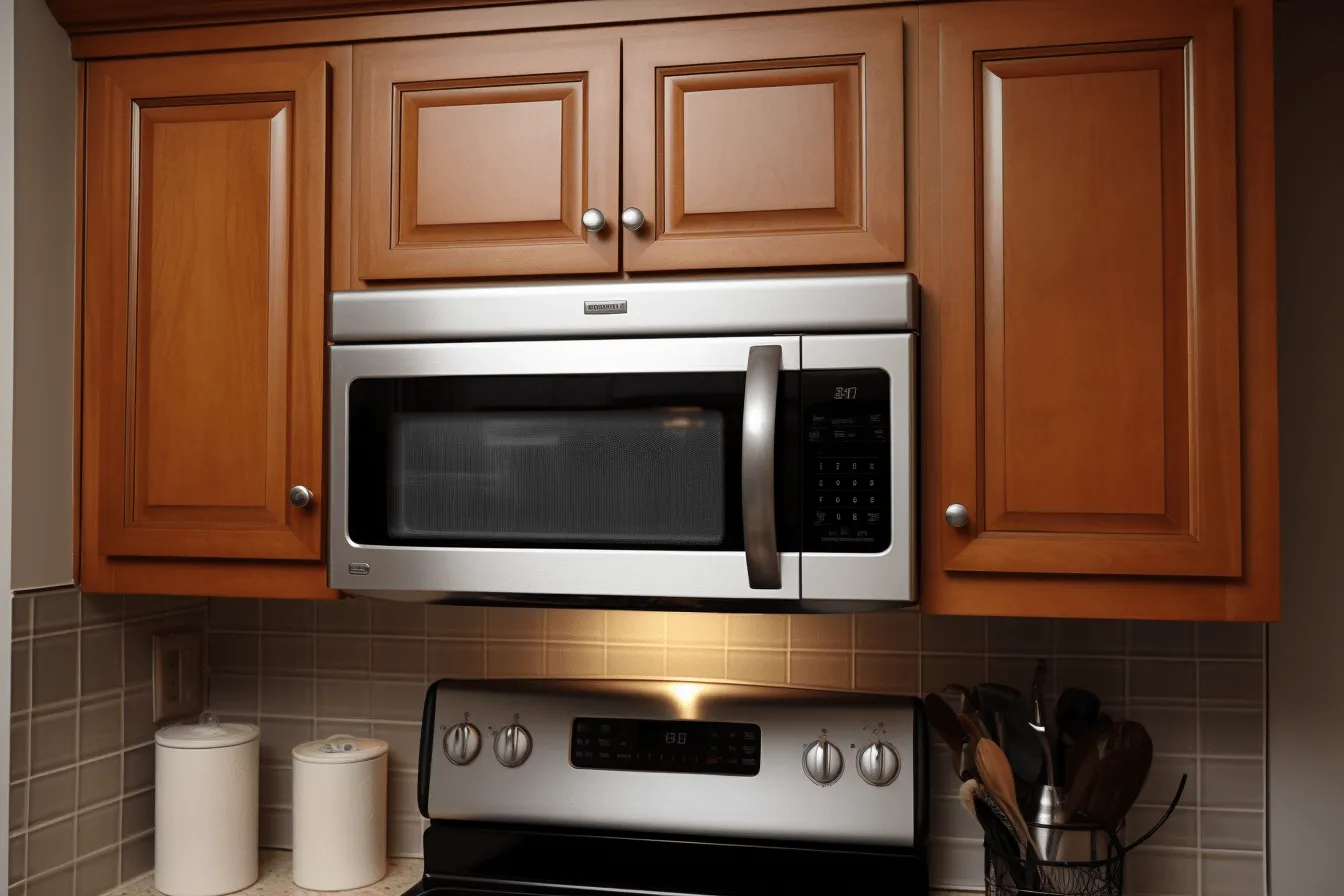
left=983, top=775, right=1186, bottom=896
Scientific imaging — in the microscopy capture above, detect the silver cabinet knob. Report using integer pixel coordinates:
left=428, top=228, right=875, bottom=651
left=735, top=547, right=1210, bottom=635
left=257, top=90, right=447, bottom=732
left=494, top=723, right=533, bottom=768
left=289, top=486, right=313, bottom=508
left=856, top=741, right=901, bottom=787
left=581, top=208, right=606, bottom=232
left=620, top=207, right=645, bottom=231
left=945, top=503, right=970, bottom=528
left=443, top=722, right=481, bottom=766
left=801, top=735, right=844, bottom=786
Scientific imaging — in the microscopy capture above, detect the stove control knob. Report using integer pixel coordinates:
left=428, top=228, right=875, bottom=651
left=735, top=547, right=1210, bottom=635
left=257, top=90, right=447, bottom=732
left=494, top=723, right=533, bottom=768
left=802, top=735, right=844, bottom=786
left=443, top=722, right=481, bottom=766
left=856, top=740, right=901, bottom=787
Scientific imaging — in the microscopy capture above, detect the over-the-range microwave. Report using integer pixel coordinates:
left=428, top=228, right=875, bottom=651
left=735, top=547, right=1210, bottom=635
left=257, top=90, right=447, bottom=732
left=329, top=274, right=917, bottom=611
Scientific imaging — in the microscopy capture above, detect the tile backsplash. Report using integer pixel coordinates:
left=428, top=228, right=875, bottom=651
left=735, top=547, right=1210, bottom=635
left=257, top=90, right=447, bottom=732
left=202, top=599, right=1267, bottom=896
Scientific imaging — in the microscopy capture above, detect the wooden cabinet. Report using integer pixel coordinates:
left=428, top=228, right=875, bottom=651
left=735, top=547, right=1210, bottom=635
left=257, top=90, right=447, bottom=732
left=81, top=47, right=346, bottom=598
left=621, top=10, right=906, bottom=271
left=919, top=0, right=1280, bottom=618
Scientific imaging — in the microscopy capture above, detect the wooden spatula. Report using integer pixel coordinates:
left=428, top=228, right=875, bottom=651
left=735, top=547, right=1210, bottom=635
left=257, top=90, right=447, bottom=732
left=976, top=738, right=1041, bottom=859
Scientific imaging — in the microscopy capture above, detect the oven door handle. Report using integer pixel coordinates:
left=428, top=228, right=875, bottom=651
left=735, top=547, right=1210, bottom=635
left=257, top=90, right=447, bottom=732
left=742, top=345, right=783, bottom=590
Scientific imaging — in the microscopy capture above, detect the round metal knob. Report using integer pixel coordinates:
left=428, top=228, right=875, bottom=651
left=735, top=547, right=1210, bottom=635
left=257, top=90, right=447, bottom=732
left=856, top=740, right=901, bottom=787
left=581, top=208, right=606, bottom=232
left=289, top=485, right=313, bottom=508
left=620, top=207, right=645, bottom=232
left=494, top=723, right=533, bottom=768
left=945, top=503, right=970, bottom=528
left=802, top=736, right=844, bottom=786
left=443, top=722, right=481, bottom=766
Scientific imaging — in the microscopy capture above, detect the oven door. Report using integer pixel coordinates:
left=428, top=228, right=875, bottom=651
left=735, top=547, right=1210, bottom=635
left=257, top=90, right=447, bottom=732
left=330, top=337, right=803, bottom=602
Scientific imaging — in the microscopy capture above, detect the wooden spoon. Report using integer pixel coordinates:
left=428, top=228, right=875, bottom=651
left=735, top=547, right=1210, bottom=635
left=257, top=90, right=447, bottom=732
left=1082, top=721, right=1154, bottom=833
left=976, top=738, right=1041, bottom=859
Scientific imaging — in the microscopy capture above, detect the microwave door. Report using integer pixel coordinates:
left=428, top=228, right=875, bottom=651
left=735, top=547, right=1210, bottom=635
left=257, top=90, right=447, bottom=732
left=329, top=337, right=803, bottom=602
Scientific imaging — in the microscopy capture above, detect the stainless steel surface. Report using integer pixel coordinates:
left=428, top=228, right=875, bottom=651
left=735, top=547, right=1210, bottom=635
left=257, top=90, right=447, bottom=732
left=423, top=679, right=920, bottom=846
left=581, top=208, right=605, bottom=232
left=493, top=723, right=533, bottom=768
left=945, top=503, right=970, bottom=528
left=801, top=334, right=916, bottom=603
left=288, top=485, right=312, bottom=508
left=443, top=722, right=481, bottom=766
left=329, top=337, right=804, bottom=601
left=802, top=736, right=844, bottom=786
left=742, top=345, right=783, bottom=590
left=857, top=740, right=901, bottom=787
left=332, top=274, right=916, bottom=343
left=620, top=207, right=645, bottom=231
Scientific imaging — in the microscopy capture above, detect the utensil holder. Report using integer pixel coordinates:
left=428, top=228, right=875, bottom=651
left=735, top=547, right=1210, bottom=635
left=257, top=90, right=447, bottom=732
left=984, top=775, right=1186, bottom=896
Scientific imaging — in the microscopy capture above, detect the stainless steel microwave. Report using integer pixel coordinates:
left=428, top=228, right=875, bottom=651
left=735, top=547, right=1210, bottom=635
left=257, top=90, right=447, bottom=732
left=328, top=274, right=917, bottom=610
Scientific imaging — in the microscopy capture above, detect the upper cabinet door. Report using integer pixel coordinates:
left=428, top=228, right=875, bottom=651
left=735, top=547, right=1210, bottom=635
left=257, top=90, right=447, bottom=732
left=622, top=10, right=907, bottom=272
left=85, top=48, right=339, bottom=562
left=355, top=31, right=620, bottom=280
left=922, top=0, right=1242, bottom=577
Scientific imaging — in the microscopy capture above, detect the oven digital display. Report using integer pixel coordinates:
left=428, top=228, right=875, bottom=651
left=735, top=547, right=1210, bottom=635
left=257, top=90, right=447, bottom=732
left=571, top=717, right=761, bottom=776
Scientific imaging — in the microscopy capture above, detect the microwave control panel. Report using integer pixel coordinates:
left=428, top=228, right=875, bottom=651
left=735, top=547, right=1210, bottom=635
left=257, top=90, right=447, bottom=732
left=802, top=369, right=892, bottom=553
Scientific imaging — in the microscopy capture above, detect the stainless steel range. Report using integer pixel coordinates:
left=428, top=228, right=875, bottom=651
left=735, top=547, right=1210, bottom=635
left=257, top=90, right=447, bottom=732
left=408, top=678, right=929, bottom=895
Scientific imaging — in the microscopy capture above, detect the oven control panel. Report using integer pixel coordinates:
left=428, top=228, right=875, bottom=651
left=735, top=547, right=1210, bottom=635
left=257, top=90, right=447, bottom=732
left=803, top=369, right=892, bottom=553
left=571, top=718, right=760, bottom=775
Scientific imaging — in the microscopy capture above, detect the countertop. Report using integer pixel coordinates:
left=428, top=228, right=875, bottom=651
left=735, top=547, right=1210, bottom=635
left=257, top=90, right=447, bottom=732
left=108, top=850, right=424, bottom=896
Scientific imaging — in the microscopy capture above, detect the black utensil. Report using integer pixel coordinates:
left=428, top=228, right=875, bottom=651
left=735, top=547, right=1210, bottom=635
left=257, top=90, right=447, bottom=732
left=1029, top=660, right=1055, bottom=787
left=1054, top=686, right=1101, bottom=782
left=975, top=683, right=1044, bottom=788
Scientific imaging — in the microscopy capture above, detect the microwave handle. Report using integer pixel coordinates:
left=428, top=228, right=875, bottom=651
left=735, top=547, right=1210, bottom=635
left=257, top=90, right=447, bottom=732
left=742, top=345, right=783, bottom=590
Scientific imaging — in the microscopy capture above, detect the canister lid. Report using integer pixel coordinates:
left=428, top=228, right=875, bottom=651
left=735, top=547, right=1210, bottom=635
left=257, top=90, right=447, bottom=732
left=292, top=734, right=389, bottom=765
left=155, top=713, right=259, bottom=749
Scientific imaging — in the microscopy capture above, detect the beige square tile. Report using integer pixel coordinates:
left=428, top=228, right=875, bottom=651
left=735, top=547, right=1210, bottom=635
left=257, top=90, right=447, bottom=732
left=1137, top=755, right=1197, bottom=808
left=7, top=873, right=18, bottom=896
left=33, top=707, right=78, bottom=773
left=372, top=638, right=425, bottom=679
left=1054, top=658, right=1125, bottom=703
left=606, top=611, right=666, bottom=646
left=726, top=649, right=786, bottom=685
left=29, top=867, right=73, bottom=896
left=119, top=833, right=153, bottom=883
left=666, top=648, right=726, bottom=681
left=9, top=834, right=24, bottom=885
left=28, top=818, right=73, bottom=877
left=426, top=605, right=485, bottom=640
left=1201, top=851, right=1263, bottom=896
left=1125, top=705, right=1197, bottom=755
left=1201, top=758, right=1263, bottom=809
left=1055, top=619, right=1127, bottom=655
left=387, top=771, right=418, bottom=818
left=121, top=621, right=154, bottom=689
left=207, top=633, right=259, bottom=672
left=544, top=644, right=604, bottom=678
left=545, top=609, right=605, bottom=643
left=260, top=677, right=315, bottom=717
left=31, top=634, right=78, bottom=709
left=1201, top=809, right=1262, bottom=850
left=75, top=804, right=119, bottom=856
left=33, top=589, right=79, bottom=636
left=207, top=673, right=259, bottom=715
left=1126, top=805, right=1196, bottom=848
left=1129, top=659, right=1196, bottom=704
left=13, top=594, right=32, bottom=638
left=930, top=795, right=981, bottom=841
left=1125, top=848, right=1197, bottom=895
left=666, top=614, right=726, bottom=648
left=486, top=642, right=544, bottom=678
left=1199, top=623, right=1263, bottom=659
left=12, top=640, right=30, bottom=714
left=1199, top=661, right=1263, bottom=705
left=77, top=757, right=119, bottom=814
left=920, top=655, right=986, bottom=696
left=725, top=615, right=785, bottom=650
left=316, top=720, right=371, bottom=739
left=11, top=717, right=29, bottom=781
left=208, top=598, right=260, bottom=632
left=388, top=818, right=423, bottom=859
left=79, top=595, right=123, bottom=628
left=1200, top=709, right=1263, bottom=757
left=605, top=646, right=664, bottom=678
left=316, top=635, right=370, bottom=675
left=10, top=782, right=25, bottom=835
left=926, top=838, right=984, bottom=892
left=121, top=746, right=151, bottom=795
left=370, top=680, right=425, bottom=722
left=484, top=609, right=545, bottom=641
left=315, top=678, right=372, bottom=719
left=371, top=723, right=420, bottom=771
left=1128, top=621, right=1195, bottom=657
left=427, top=641, right=486, bottom=679
left=78, top=629, right=121, bottom=700
left=986, top=618, right=1054, bottom=656
left=74, top=849, right=118, bottom=896
left=260, top=808, right=292, bottom=849
left=260, top=767, right=292, bottom=809
left=260, top=634, right=314, bottom=672
left=790, top=615, right=852, bottom=651
left=854, top=610, right=919, bottom=652
left=317, top=599, right=370, bottom=634
left=258, top=717, right=314, bottom=765
left=260, top=600, right=315, bottom=632
left=789, top=651, right=850, bottom=689
left=370, top=602, right=425, bottom=637
left=27, top=769, right=75, bottom=828
left=854, top=653, right=919, bottom=695
left=920, top=616, right=985, bottom=653
left=121, top=688, right=154, bottom=750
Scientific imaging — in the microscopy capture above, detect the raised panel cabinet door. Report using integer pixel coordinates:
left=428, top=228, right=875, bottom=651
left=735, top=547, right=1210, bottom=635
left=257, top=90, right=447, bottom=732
left=922, top=0, right=1242, bottom=577
left=355, top=31, right=620, bottom=280
left=84, top=48, right=338, bottom=562
left=622, top=9, right=906, bottom=271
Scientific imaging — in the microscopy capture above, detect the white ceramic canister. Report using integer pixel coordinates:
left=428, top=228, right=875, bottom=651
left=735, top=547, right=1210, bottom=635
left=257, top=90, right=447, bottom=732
left=291, top=735, right=389, bottom=891
left=155, top=714, right=260, bottom=896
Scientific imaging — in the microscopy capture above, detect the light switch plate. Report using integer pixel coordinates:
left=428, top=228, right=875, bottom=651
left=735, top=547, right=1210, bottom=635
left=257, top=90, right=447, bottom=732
left=152, top=630, right=204, bottom=723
